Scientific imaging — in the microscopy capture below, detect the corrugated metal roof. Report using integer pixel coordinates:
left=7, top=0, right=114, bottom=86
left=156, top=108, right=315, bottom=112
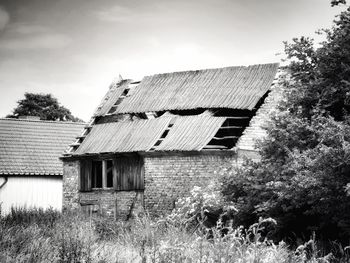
left=0, top=118, right=85, bottom=176
left=93, top=80, right=132, bottom=117
left=156, top=116, right=226, bottom=151
left=114, top=63, right=279, bottom=113
left=73, top=115, right=227, bottom=154
left=73, top=117, right=172, bottom=155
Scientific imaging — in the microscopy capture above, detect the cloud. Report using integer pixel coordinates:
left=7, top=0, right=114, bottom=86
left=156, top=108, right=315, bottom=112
left=95, top=5, right=134, bottom=22
left=0, top=23, right=71, bottom=50
left=0, top=6, right=10, bottom=31
left=0, top=33, right=71, bottom=50
left=7, top=23, right=49, bottom=35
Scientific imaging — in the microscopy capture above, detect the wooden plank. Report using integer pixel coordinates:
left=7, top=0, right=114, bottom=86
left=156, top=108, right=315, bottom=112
left=112, top=158, right=118, bottom=190
left=212, top=136, right=239, bottom=140
left=219, top=126, right=243, bottom=129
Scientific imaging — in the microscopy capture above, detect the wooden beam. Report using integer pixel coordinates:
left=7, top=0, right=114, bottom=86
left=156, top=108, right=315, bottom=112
left=203, top=145, right=228, bottom=149
left=225, top=116, right=250, bottom=120
left=102, top=160, right=107, bottom=189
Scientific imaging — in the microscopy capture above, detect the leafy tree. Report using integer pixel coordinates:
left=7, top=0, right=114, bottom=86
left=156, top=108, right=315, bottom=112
left=7, top=93, right=83, bottom=122
left=223, top=2, right=350, bottom=244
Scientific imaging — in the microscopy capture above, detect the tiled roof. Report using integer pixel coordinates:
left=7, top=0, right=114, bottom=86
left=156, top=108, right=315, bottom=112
left=114, top=63, right=278, bottom=114
left=73, top=115, right=227, bottom=155
left=0, top=118, right=85, bottom=176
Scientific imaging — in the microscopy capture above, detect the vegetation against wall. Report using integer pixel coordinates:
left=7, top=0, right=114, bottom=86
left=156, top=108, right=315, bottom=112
left=222, top=1, right=350, bottom=244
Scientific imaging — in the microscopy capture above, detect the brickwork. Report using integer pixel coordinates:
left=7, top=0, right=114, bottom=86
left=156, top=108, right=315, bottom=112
left=63, top=160, right=80, bottom=209
left=62, top=159, right=143, bottom=220
left=143, top=153, right=238, bottom=216
left=236, top=83, right=283, bottom=153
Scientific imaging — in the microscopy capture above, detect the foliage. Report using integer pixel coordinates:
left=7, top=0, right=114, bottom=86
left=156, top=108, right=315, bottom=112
left=1, top=208, right=343, bottom=262
left=7, top=92, right=83, bottom=122
left=167, top=182, right=237, bottom=230
left=222, top=2, right=350, bottom=245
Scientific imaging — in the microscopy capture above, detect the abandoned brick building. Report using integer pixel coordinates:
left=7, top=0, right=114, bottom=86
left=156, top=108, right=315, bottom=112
left=62, top=63, right=280, bottom=219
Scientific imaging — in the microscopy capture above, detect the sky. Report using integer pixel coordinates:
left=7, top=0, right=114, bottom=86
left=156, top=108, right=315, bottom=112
left=0, top=0, right=346, bottom=121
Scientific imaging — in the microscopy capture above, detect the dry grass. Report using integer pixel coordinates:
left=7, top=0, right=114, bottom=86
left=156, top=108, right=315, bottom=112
left=0, top=208, right=345, bottom=262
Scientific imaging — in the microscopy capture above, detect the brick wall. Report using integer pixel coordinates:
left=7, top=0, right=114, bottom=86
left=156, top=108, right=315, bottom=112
left=143, top=152, right=238, bottom=216
left=236, top=81, right=283, bottom=153
left=63, top=152, right=246, bottom=219
left=63, top=160, right=80, bottom=209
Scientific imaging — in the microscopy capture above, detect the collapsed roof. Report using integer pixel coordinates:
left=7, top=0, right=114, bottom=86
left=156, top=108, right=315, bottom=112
left=68, top=63, right=279, bottom=156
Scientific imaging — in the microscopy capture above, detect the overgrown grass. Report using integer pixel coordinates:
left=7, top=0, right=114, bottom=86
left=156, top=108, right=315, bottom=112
left=0, top=208, right=348, bottom=262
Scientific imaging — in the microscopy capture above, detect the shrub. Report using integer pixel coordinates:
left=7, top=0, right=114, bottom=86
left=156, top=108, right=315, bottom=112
left=167, top=182, right=237, bottom=231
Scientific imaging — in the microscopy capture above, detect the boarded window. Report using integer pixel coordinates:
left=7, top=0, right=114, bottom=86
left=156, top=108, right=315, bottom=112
left=80, top=159, right=92, bottom=192
left=113, top=155, right=144, bottom=191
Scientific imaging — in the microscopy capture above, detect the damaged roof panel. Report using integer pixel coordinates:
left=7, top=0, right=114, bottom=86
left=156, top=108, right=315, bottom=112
left=156, top=116, right=227, bottom=151
left=73, top=117, right=172, bottom=154
left=93, top=80, right=132, bottom=117
left=73, top=115, right=228, bottom=155
left=114, top=63, right=278, bottom=113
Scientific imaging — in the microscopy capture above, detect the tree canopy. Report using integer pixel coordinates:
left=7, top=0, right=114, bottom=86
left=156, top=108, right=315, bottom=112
left=223, top=2, right=350, bottom=244
left=7, top=93, right=83, bottom=122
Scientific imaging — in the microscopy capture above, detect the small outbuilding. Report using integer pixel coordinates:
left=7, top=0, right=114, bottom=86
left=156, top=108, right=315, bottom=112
left=62, top=63, right=281, bottom=219
left=0, top=117, right=85, bottom=215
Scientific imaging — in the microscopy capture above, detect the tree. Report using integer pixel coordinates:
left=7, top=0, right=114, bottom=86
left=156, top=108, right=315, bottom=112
left=223, top=2, right=350, bottom=244
left=7, top=93, right=83, bottom=122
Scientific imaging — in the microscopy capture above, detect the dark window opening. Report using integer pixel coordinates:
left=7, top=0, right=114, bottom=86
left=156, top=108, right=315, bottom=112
left=106, top=160, right=113, bottom=188
left=169, top=109, right=206, bottom=116
left=92, top=161, right=102, bottom=188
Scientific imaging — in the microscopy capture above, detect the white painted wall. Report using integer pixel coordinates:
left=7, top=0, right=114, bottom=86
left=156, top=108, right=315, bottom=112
left=0, top=176, right=62, bottom=215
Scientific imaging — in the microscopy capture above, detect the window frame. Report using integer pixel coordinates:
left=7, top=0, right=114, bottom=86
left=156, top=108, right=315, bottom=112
left=91, top=159, right=114, bottom=190
left=79, top=154, right=144, bottom=192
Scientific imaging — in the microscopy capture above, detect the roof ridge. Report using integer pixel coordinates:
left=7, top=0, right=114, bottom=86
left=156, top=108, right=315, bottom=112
left=143, top=62, right=280, bottom=78
left=0, top=118, right=87, bottom=125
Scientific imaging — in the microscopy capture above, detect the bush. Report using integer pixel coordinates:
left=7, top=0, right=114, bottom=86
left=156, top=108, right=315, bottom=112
left=167, top=182, right=237, bottom=231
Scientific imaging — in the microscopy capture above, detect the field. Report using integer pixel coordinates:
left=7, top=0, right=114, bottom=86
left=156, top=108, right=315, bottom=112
left=0, top=208, right=339, bottom=263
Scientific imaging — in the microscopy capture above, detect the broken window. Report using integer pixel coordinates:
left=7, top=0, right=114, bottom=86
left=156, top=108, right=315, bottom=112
left=91, top=160, right=103, bottom=188
left=80, top=155, right=144, bottom=192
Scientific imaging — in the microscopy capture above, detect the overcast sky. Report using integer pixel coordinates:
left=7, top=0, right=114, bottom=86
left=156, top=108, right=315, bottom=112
left=0, top=0, right=345, bottom=121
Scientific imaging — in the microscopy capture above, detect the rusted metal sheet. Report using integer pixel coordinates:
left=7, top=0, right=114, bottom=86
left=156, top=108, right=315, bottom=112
left=114, top=63, right=279, bottom=113
left=73, top=117, right=171, bottom=154
left=156, top=116, right=227, bottom=151
left=0, top=118, right=85, bottom=176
